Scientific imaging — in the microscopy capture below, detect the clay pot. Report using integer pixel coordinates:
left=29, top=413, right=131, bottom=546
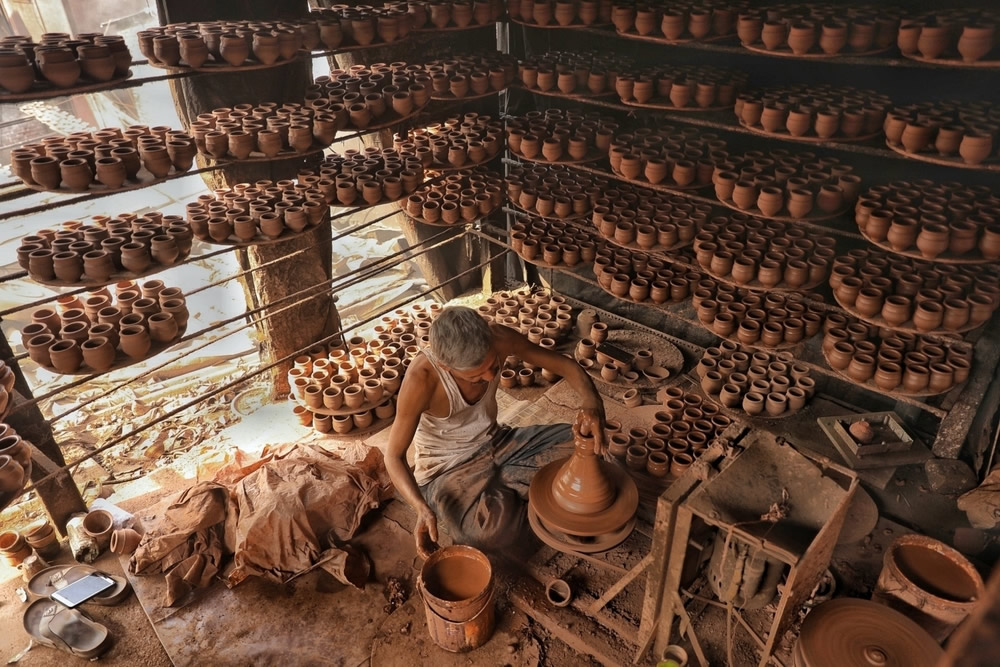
left=959, top=133, right=993, bottom=166
left=219, top=34, right=249, bottom=66
left=913, top=302, right=944, bottom=332
left=60, top=158, right=92, bottom=192
left=110, top=528, right=142, bottom=555
left=148, top=312, right=178, bottom=343
left=120, top=325, right=151, bottom=359
left=81, top=336, right=116, bottom=371
left=0, top=530, right=31, bottom=566
left=0, top=60, right=34, bottom=94
left=83, top=509, right=114, bottom=549
left=915, top=224, right=949, bottom=259
left=48, top=340, right=82, bottom=373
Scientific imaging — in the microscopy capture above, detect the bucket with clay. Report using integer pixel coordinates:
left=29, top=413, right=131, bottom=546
left=417, top=545, right=496, bottom=652
left=872, top=534, right=984, bottom=641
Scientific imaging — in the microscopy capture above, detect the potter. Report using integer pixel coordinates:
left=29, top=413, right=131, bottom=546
left=386, top=306, right=605, bottom=557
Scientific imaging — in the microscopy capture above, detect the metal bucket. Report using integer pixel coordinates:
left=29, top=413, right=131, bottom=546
left=417, top=545, right=496, bottom=652
left=873, top=534, right=985, bottom=641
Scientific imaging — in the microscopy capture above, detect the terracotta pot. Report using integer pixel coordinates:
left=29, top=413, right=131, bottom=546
left=48, top=340, right=82, bottom=373
left=120, top=325, right=151, bottom=359
left=958, top=133, right=993, bottom=166
left=913, top=301, right=943, bottom=332
left=219, top=34, right=249, bottom=66
left=60, top=158, right=92, bottom=192
left=81, top=336, right=116, bottom=371
left=83, top=509, right=114, bottom=549
left=110, top=528, right=142, bottom=555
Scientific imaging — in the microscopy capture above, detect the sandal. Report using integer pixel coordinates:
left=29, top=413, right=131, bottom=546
left=22, top=599, right=112, bottom=659
left=27, top=564, right=132, bottom=606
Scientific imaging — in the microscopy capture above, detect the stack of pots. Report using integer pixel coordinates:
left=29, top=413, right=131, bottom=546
left=511, top=215, right=601, bottom=268
left=289, top=334, right=414, bottom=435
left=885, top=100, right=999, bottom=167
left=608, top=386, right=733, bottom=477
left=692, top=279, right=826, bottom=347
left=610, top=1, right=739, bottom=42
left=593, top=246, right=699, bottom=305
left=0, top=422, right=31, bottom=499
left=897, top=10, right=1000, bottom=63
left=736, top=4, right=899, bottom=55
left=22, top=280, right=189, bottom=375
left=477, top=287, right=575, bottom=346
left=403, top=166, right=504, bottom=224
left=823, top=319, right=973, bottom=395
left=575, top=326, right=668, bottom=385
left=609, top=126, right=727, bottom=188
left=137, top=20, right=311, bottom=68
left=0, top=33, right=131, bottom=93
left=713, top=149, right=861, bottom=218
left=23, top=521, right=61, bottom=559
left=698, top=343, right=816, bottom=418
left=189, top=103, right=348, bottom=159
left=424, top=52, right=516, bottom=98
left=592, top=185, right=704, bottom=252
left=393, top=113, right=504, bottom=169
left=505, top=163, right=603, bottom=219
left=0, top=362, right=15, bottom=419
left=307, top=64, right=431, bottom=131
left=855, top=180, right=1000, bottom=260
left=11, top=125, right=195, bottom=191
left=517, top=49, right=633, bottom=96
left=309, top=5, right=413, bottom=48
left=408, top=0, right=505, bottom=29
left=506, top=108, right=617, bottom=162
left=829, top=249, right=999, bottom=333
left=320, top=147, right=425, bottom=207
left=735, top=84, right=890, bottom=140
left=617, top=64, right=745, bottom=108
left=186, top=178, right=330, bottom=244
left=18, top=215, right=192, bottom=285
left=509, top=0, right=613, bottom=26
left=693, top=214, right=836, bottom=289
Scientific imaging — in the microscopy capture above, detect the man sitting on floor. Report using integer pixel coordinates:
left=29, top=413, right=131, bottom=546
left=385, top=306, right=606, bottom=557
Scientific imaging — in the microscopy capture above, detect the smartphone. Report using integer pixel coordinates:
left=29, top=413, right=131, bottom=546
left=50, top=573, right=117, bottom=608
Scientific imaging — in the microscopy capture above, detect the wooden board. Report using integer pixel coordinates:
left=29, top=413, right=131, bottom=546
left=413, top=22, right=497, bottom=32
left=901, top=52, right=1000, bottom=69
left=0, top=70, right=133, bottom=102
left=513, top=82, right=617, bottom=100
left=309, top=36, right=413, bottom=55
left=885, top=139, right=1000, bottom=172
left=613, top=29, right=734, bottom=45
left=510, top=17, right=610, bottom=30
left=429, top=87, right=504, bottom=101
left=147, top=54, right=303, bottom=73
left=741, top=42, right=893, bottom=59
left=197, top=144, right=327, bottom=164
left=622, top=98, right=730, bottom=112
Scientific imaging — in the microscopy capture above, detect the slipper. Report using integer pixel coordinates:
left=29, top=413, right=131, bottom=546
left=22, top=599, right=112, bottom=659
left=27, top=565, right=132, bottom=606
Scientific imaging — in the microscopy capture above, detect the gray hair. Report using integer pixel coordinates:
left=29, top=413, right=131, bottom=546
left=429, top=306, right=493, bottom=370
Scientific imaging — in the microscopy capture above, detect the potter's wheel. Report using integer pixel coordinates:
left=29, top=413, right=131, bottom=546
left=528, top=505, right=636, bottom=554
left=528, top=458, right=638, bottom=536
left=793, top=598, right=943, bottom=667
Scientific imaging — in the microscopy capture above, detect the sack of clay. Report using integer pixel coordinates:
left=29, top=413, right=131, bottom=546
left=66, top=514, right=100, bottom=563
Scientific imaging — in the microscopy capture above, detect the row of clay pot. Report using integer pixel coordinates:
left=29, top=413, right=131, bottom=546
left=318, top=149, right=425, bottom=207
left=617, top=64, right=745, bottom=108
left=19, top=216, right=192, bottom=284
left=307, top=65, right=430, bottom=129
left=517, top=49, right=633, bottom=96
left=477, top=288, right=575, bottom=343
left=593, top=247, right=701, bottom=305
left=737, top=6, right=898, bottom=55
left=403, top=167, right=504, bottom=223
left=693, top=215, right=836, bottom=289
left=510, top=0, right=613, bottom=26
left=288, top=334, right=416, bottom=414
left=424, top=51, right=516, bottom=97
left=856, top=180, right=1000, bottom=260
left=139, top=22, right=308, bottom=69
left=0, top=34, right=131, bottom=93
left=698, top=343, right=816, bottom=417
left=735, top=84, right=890, bottom=139
left=830, top=249, right=1000, bottom=331
left=897, top=10, right=999, bottom=63
left=592, top=188, right=705, bottom=250
left=394, top=113, right=504, bottom=169
left=23, top=281, right=188, bottom=374
left=611, top=2, right=739, bottom=41
left=713, top=150, right=860, bottom=217
left=823, top=321, right=973, bottom=394
left=692, top=280, right=826, bottom=346
left=506, top=163, right=606, bottom=219
left=186, top=179, right=329, bottom=244
left=609, top=126, right=726, bottom=187
left=308, top=7, right=409, bottom=49
left=11, top=126, right=196, bottom=191
left=295, top=401, right=395, bottom=434
left=188, top=103, right=347, bottom=159
left=506, top=108, right=618, bottom=162
left=512, top=216, right=600, bottom=268
left=886, top=100, right=999, bottom=166
left=409, top=0, right=505, bottom=29
left=576, top=323, right=668, bottom=383
left=499, top=362, right=560, bottom=389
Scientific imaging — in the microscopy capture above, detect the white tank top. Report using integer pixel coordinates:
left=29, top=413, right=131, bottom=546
left=411, top=350, right=500, bottom=485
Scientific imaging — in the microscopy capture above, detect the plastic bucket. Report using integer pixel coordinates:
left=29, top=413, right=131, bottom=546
left=417, top=545, right=496, bottom=652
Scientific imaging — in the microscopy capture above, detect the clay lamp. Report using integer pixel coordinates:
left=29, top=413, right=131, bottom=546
left=549, top=430, right=616, bottom=515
